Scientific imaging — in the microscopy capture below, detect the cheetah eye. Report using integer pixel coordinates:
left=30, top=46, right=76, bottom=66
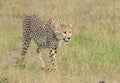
left=64, top=31, right=66, bottom=34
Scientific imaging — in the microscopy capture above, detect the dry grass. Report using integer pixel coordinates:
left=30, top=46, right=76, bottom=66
left=0, top=0, right=120, bottom=83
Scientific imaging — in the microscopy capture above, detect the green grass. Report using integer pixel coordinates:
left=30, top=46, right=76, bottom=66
left=0, top=0, right=120, bottom=83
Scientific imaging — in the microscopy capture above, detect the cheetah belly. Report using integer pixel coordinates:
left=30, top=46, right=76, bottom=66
left=33, top=37, right=49, bottom=48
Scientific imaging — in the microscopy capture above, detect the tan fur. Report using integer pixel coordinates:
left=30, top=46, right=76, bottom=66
left=21, top=14, right=72, bottom=72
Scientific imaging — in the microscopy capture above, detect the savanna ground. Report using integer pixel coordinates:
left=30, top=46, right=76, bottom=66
left=0, top=0, right=120, bottom=83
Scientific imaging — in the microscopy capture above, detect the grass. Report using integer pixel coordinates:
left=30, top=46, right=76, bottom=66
left=0, top=0, right=120, bottom=83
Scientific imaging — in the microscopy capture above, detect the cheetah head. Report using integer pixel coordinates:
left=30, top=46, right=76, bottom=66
left=55, top=24, right=72, bottom=42
left=50, top=17, right=72, bottom=42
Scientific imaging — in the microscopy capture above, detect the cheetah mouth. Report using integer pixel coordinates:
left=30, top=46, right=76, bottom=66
left=63, top=38, right=69, bottom=42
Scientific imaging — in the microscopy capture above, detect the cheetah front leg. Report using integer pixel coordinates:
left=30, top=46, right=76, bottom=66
left=49, top=48, right=58, bottom=72
left=36, top=48, right=45, bottom=69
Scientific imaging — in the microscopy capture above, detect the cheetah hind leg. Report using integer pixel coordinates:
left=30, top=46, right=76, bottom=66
left=20, top=35, right=31, bottom=68
left=36, top=48, right=45, bottom=69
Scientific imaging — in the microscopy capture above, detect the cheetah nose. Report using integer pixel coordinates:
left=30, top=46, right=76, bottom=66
left=67, top=37, right=71, bottom=40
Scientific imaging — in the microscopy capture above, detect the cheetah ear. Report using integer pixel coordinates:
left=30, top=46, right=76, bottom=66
left=51, top=17, right=57, bottom=23
left=68, top=24, right=72, bottom=27
left=51, top=17, right=61, bottom=28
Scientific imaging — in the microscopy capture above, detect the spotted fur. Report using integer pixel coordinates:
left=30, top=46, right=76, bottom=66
left=21, top=14, right=72, bottom=72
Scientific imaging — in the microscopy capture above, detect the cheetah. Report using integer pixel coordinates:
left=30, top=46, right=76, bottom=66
left=21, top=14, right=72, bottom=72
